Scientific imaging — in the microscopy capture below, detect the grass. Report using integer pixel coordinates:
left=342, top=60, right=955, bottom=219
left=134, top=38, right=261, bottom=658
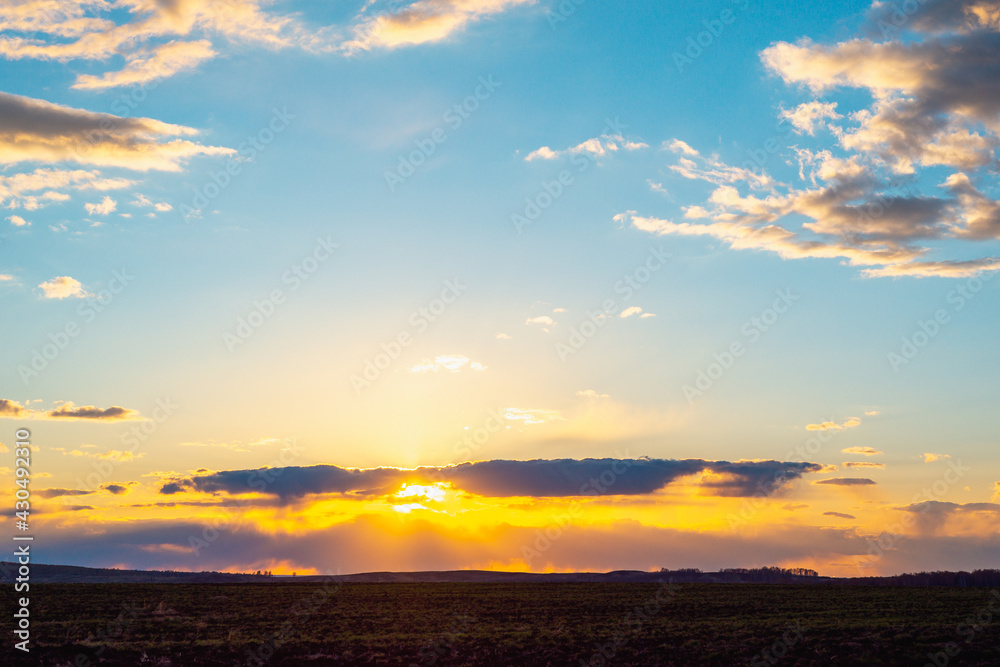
left=2, top=582, right=998, bottom=665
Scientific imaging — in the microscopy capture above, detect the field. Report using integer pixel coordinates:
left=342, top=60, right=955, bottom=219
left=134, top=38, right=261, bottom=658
left=3, top=583, right=999, bottom=666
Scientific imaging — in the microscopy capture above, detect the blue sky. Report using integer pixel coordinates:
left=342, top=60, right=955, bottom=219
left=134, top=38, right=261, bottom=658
left=1, top=0, right=999, bottom=576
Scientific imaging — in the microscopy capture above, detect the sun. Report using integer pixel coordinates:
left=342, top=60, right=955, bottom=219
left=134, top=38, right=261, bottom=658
left=395, top=483, right=447, bottom=502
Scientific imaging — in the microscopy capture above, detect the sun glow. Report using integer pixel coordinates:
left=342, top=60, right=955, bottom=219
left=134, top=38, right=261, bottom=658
left=396, top=483, right=447, bottom=502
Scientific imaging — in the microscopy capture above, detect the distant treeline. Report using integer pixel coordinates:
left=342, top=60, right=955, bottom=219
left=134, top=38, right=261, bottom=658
left=657, top=567, right=1000, bottom=587
left=842, top=570, right=1000, bottom=587
left=658, top=567, right=819, bottom=583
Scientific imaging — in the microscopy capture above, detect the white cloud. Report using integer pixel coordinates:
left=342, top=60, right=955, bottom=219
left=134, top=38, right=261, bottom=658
left=0, top=168, right=133, bottom=209
left=344, top=0, right=534, bottom=53
left=502, top=407, right=562, bottom=425
left=781, top=101, right=842, bottom=135
left=6, top=215, right=28, bottom=227
left=84, top=195, right=117, bottom=216
left=619, top=306, right=643, bottom=318
left=410, top=355, right=487, bottom=373
left=576, top=389, right=610, bottom=400
left=38, top=276, right=88, bottom=299
left=132, top=193, right=173, bottom=212
left=526, top=134, right=648, bottom=161
left=807, top=417, right=861, bottom=431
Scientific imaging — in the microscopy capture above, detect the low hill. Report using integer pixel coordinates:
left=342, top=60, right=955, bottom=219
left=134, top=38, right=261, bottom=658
left=4, top=561, right=999, bottom=585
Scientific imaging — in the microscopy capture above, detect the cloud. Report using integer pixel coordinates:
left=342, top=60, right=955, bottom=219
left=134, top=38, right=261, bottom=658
left=84, top=195, right=116, bottom=216
left=0, top=399, right=27, bottom=418
left=161, top=458, right=825, bottom=502
left=65, top=448, right=142, bottom=462
left=36, top=488, right=95, bottom=499
left=864, top=410, right=881, bottom=416
left=665, top=139, right=699, bottom=156
left=494, top=333, right=511, bottom=340
left=0, top=168, right=134, bottom=210
left=623, top=5, right=1000, bottom=279
left=782, top=101, right=842, bottom=135
left=815, top=477, right=877, bottom=486
left=806, top=417, right=861, bottom=431
left=38, top=276, right=88, bottom=299
left=842, top=446, right=883, bottom=456
left=102, top=483, right=135, bottom=495
left=576, top=389, right=609, bottom=400
left=502, top=408, right=562, bottom=425
left=895, top=500, right=1000, bottom=535
left=525, top=315, right=556, bottom=327
left=409, top=355, right=486, bottom=373
left=843, top=462, right=885, bottom=469
left=0, top=91, right=233, bottom=171
left=132, top=194, right=172, bottom=212
left=823, top=511, right=856, bottom=519
left=666, top=150, right=775, bottom=190
left=345, top=0, right=535, bottom=52
left=72, top=39, right=216, bottom=90
left=619, top=306, right=643, bottom=318
left=6, top=214, right=28, bottom=227
left=45, top=403, right=141, bottom=421
left=923, top=453, right=951, bottom=463
left=994, top=481, right=1000, bottom=502
left=526, top=134, right=647, bottom=162
left=0, top=1, right=335, bottom=87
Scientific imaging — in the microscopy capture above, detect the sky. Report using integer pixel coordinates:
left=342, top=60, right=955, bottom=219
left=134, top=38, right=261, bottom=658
left=1, top=0, right=999, bottom=577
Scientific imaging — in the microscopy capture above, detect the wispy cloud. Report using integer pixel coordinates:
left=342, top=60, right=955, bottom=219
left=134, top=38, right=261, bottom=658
left=410, top=354, right=486, bottom=373
left=623, top=3, right=1000, bottom=279
left=842, top=446, right=883, bottom=457
left=816, top=477, right=877, bottom=486
left=806, top=417, right=861, bottom=431
left=526, top=133, right=647, bottom=162
left=0, top=398, right=142, bottom=422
